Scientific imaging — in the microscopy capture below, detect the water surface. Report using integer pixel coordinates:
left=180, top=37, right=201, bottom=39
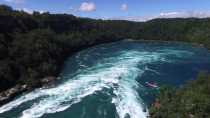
left=1, top=40, right=210, bottom=118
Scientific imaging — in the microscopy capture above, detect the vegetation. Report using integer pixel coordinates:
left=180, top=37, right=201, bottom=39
left=0, top=5, right=140, bottom=91
left=0, top=4, right=210, bottom=93
left=149, top=72, right=210, bottom=118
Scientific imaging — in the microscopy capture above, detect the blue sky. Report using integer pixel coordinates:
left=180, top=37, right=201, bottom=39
left=1, top=0, right=210, bottom=20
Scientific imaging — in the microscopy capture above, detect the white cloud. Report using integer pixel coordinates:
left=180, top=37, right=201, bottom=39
left=158, top=11, right=210, bottom=18
left=22, top=8, right=33, bottom=14
left=79, top=2, right=96, bottom=12
left=110, top=11, right=210, bottom=22
left=4, top=0, right=25, bottom=4
left=121, top=4, right=128, bottom=11
left=160, top=12, right=179, bottom=16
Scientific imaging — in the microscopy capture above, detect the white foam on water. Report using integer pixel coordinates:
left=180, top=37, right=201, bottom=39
left=0, top=48, right=194, bottom=118
left=0, top=89, right=46, bottom=113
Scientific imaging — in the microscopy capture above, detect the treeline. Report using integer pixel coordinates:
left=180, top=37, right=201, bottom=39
left=141, top=18, right=210, bottom=48
left=149, top=72, right=210, bottom=118
left=0, top=4, right=210, bottom=92
left=0, top=5, right=142, bottom=91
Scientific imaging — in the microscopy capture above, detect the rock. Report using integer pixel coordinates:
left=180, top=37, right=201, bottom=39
left=153, top=99, right=161, bottom=109
left=41, top=76, right=56, bottom=83
left=41, top=76, right=57, bottom=87
left=0, top=84, right=28, bottom=106
left=0, top=76, right=57, bottom=106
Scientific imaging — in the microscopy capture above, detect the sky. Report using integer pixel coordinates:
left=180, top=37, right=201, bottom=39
left=1, top=0, right=210, bottom=21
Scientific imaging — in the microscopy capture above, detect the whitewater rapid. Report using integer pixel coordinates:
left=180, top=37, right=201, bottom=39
left=1, top=40, right=209, bottom=118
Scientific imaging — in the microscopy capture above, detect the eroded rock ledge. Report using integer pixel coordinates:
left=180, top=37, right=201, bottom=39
left=0, top=76, right=57, bottom=106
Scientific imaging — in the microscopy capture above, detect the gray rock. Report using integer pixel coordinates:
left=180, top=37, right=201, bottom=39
left=0, top=76, right=57, bottom=106
left=0, top=84, right=28, bottom=106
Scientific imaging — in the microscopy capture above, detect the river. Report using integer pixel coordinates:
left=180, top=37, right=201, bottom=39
left=0, top=40, right=210, bottom=118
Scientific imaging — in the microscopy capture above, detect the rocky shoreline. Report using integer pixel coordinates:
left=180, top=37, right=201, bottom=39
left=0, top=40, right=209, bottom=108
left=0, top=76, right=58, bottom=106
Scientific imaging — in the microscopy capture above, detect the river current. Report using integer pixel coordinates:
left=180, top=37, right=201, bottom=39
left=0, top=40, right=210, bottom=118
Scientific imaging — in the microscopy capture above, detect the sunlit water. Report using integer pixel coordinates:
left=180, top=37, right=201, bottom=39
left=1, top=40, right=210, bottom=118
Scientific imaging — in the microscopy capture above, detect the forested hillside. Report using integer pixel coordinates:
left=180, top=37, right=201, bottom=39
left=0, top=5, right=142, bottom=92
left=0, top=4, right=210, bottom=93
left=149, top=72, right=210, bottom=118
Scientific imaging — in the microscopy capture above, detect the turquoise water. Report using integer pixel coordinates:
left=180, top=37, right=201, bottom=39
left=0, top=40, right=210, bottom=118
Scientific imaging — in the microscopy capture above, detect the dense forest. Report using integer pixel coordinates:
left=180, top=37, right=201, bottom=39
left=0, top=4, right=210, bottom=113
left=149, top=72, right=210, bottom=118
left=0, top=4, right=142, bottom=92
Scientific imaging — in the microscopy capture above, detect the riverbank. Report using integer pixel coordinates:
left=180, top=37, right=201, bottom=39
left=1, top=40, right=209, bottom=118
left=127, top=39, right=207, bottom=49
left=0, top=39, right=209, bottom=107
left=1, top=5, right=210, bottom=108
left=0, top=39, right=122, bottom=107
left=149, top=72, right=210, bottom=118
left=0, top=76, right=58, bottom=106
